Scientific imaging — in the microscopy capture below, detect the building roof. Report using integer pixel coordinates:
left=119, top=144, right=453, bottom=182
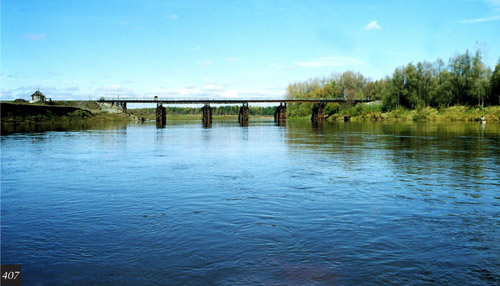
left=31, top=90, right=46, bottom=98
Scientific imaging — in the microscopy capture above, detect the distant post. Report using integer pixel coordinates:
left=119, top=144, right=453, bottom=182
left=238, top=103, right=250, bottom=126
left=156, top=103, right=166, bottom=127
left=121, top=102, right=127, bottom=113
left=311, top=103, right=325, bottom=123
left=202, top=104, right=212, bottom=127
left=274, top=102, right=287, bottom=126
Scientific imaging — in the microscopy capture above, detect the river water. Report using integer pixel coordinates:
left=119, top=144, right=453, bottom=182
left=1, top=119, right=499, bottom=285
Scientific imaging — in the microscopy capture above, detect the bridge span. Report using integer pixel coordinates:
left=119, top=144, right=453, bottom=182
left=96, top=97, right=374, bottom=127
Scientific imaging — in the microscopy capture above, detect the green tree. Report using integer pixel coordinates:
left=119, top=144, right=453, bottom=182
left=384, top=67, right=405, bottom=109
left=490, top=60, right=500, bottom=105
left=470, top=50, right=491, bottom=107
left=429, top=59, right=453, bottom=107
left=403, top=63, right=420, bottom=108
left=286, top=77, right=339, bottom=117
left=416, top=61, right=434, bottom=107
left=449, top=50, right=474, bottom=105
left=370, top=78, right=390, bottom=101
left=334, top=71, right=368, bottom=100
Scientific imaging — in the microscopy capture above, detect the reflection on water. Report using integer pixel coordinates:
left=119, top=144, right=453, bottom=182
left=1, top=119, right=499, bottom=285
left=1, top=121, right=129, bottom=135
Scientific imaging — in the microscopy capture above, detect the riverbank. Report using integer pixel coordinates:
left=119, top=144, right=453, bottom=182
left=350, top=105, right=499, bottom=122
left=290, top=105, right=500, bottom=122
left=2, top=101, right=499, bottom=125
left=0, top=102, right=143, bottom=124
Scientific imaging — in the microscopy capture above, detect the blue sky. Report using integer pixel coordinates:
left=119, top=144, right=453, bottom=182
left=1, top=0, right=500, bottom=101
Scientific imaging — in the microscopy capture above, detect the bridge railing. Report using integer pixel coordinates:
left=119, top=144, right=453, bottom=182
left=97, top=97, right=374, bottom=103
left=97, top=97, right=290, bottom=102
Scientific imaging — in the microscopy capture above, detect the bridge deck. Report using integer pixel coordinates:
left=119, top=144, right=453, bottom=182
left=96, top=98, right=373, bottom=104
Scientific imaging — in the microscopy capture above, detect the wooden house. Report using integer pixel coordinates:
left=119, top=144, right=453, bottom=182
left=30, top=90, right=47, bottom=103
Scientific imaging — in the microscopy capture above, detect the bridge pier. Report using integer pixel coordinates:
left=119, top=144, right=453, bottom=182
left=156, top=103, right=166, bottom=127
left=238, top=103, right=250, bottom=126
left=274, top=103, right=287, bottom=125
left=112, top=101, right=127, bottom=113
left=121, top=102, right=127, bottom=113
left=202, top=104, right=212, bottom=127
left=311, top=103, right=325, bottom=123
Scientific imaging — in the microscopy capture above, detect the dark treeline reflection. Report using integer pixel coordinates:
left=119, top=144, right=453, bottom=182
left=1, top=121, right=129, bottom=135
left=284, top=121, right=500, bottom=183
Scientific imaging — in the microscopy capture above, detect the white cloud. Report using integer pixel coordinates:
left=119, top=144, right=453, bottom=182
left=3, top=85, right=88, bottom=100
left=95, top=85, right=139, bottom=98
left=201, top=60, right=213, bottom=66
left=201, top=84, right=223, bottom=92
left=459, top=1, right=500, bottom=23
left=166, top=14, right=178, bottom=20
left=150, top=88, right=182, bottom=97
left=23, top=33, right=46, bottom=41
left=295, top=57, right=364, bottom=67
left=149, top=84, right=224, bottom=99
left=62, top=87, right=80, bottom=92
left=364, top=20, right=381, bottom=31
left=0, top=88, right=14, bottom=98
left=0, top=73, right=21, bottom=79
left=269, top=63, right=294, bottom=69
left=219, top=89, right=284, bottom=99
left=459, top=15, right=500, bottom=23
left=220, top=90, right=239, bottom=98
left=226, top=57, right=238, bottom=62
left=146, top=83, right=284, bottom=101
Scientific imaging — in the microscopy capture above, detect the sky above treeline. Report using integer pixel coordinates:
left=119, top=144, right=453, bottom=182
left=1, top=0, right=500, bottom=101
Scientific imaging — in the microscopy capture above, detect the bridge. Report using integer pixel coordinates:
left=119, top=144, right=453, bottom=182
left=97, top=97, right=374, bottom=127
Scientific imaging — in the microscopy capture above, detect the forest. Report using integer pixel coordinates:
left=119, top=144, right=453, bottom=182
left=131, top=105, right=276, bottom=117
left=286, top=49, right=500, bottom=118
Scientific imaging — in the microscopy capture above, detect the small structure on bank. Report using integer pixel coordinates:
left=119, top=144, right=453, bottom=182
left=30, top=90, right=51, bottom=103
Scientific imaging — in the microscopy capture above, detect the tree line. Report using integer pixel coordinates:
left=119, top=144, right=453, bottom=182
left=286, top=49, right=500, bottom=117
left=132, top=106, right=276, bottom=116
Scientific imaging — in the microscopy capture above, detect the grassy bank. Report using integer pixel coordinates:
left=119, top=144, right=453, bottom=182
left=289, top=104, right=500, bottom=122
left=4, top=100, right=498, bottom=125
left=1, top=102, right=139, bottom=124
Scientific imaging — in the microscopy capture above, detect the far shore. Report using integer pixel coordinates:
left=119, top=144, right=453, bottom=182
left=286, top=105, right=500, bottom=123
left=1, top=101, right=499, bottom=126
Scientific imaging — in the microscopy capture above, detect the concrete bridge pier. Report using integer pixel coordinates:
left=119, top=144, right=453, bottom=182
left=120, top=102, right=127, bottom=113
left=112, top=101, right=127, bottom=113
left=156, top=103, right=166, bottom=127
left=202, top=104, right=212, bottom=127
left=238, top=103, right=250, bottom=126
left=311, top=103, right=326, bottom=123
left=274, top=103, right=287, bottom=125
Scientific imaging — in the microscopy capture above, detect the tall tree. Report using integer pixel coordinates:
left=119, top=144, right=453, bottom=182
left=490, top=60, right=500, bottom=105
left=470, top=50, right=491, bottom=107
left=403, top=63, right=420, bottom=108
left=384, top=67, right=406, bottom=109
left=416, top=61, right=434, bottom=107
left=429, top=59, right=450, bottom=107
left=449, top=50, right=473, bottom=105
left=334, top=71, right=368, bottom=100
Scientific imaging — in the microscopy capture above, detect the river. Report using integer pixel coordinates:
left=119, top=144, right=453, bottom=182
left=1, top=119, right=499, bottom=285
